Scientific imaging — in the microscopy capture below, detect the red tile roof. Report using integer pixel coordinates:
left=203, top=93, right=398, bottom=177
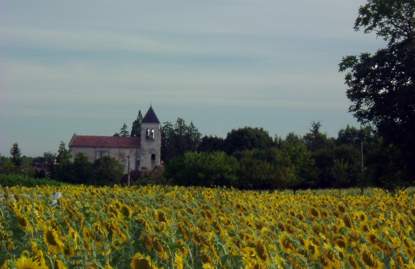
left=69, top=135, right=140, bottom=148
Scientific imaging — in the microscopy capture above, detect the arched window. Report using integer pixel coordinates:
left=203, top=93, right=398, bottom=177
left=146, top=128, right=155, bottom=140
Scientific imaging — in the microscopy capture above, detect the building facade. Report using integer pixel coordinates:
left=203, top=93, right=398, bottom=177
left=69, top=106, right=161, bottom=173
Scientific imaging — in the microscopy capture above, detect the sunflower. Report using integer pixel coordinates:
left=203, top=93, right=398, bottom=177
left=43, top=228, right=64, bottom=254
left=274, top=255, right=286, bottom=268
left=174, top=253, right=184, bottom=269
left=15, top=214, right=29, bottom=229
left=304, top=239, right=320, bottom=260
left=120, top=205, right=131, bottom=218
left=55, top=259, right=67, bottom=269
left=360, top=222, right=370, bottom=232
left=356, top=211, right=368, bottom=223
left=342, top=214, right=353, bottom=228
left=138, top=233, right=153, bottom=251
left=360, top=245, right=380, bottom=268
left=309, top=207, right=320, bottom=218
left=130, top=252, right=157, bottom=269
left=367, top=230, right=378, bottom=245
left=335, top=237, right=347, bottom=249
left=241, top=247, right=257, bottom=258
left=347, top=254, right=359, bottom=269
left=15, top=255, right=41, bottom=269
left=337, top=203, right=346, bottom=214
left=278, top=232, right=294, bottom=253
left=202, top=263, right=214, bottom=269
left=156, top=210, right=167, bottom=223
left=255, top=240, right=268, bottom=261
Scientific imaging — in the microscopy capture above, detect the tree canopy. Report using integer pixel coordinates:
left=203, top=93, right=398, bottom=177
left=354, top=0, right=415, bottom=45
left=161, top=118, right=201, bottom=162
left=130, top=110, right=143, bottom=137
left=340, top=0, right=415, bottom=181
left=224, top=127, right=274, bottom=155
left=9, top=143, right=22, bottom=167
left=119, top=123, right=129, bottom=137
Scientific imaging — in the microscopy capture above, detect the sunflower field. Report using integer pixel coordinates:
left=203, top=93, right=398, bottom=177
left=0, top=185, right=414, bottom=269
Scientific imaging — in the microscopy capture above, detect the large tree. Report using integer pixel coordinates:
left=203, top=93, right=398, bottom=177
left=56, top=141, right=71, bottom=165
left=130, top=110, right=143, bottom=137
left=93, top=156, right=124, bottom=185
left=165, top=151, right=238, bottom=187
left=303, top=122, right=334, bottom=152
left=9, top=143, right=22, bottom=167
left=340, top=0, right=415, bottom=179
left=198, top=136, right=225, bottom=152
left=119, top=123, right=129, bottom=137
left=224, top=127, right=274, bottom=155
left=161, top=118, right=202, bottom=162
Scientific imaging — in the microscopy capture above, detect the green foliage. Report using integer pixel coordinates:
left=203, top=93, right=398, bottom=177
left=119, top=123, right=129, bottom=137
left=9, top=143, right=22, bottom=167
left=72, top=153, right=94, bottom=184
left=161, top=118, right=201, bottom=162
left=303, top=122, right=334, bottom=152
left=56, top=141, right=71, bottom=165
left=92, top=156, right=124, bottom=185
left=165, top=151, right=239, bottom=186
left=332, top=145, right=361, bottom=187
left=224, top=127, right=274, bottom=154
left=0, top=158, right=16, bottom=174
left=340, top=0, right=415, bottom=184
left=0, top=174, right=62, bottom=187
left=354, top=0, right=415, bottom=45
left=130, top=110, right=143, bottom=137
left=53, top=142, right=74, bottom=181
left=237, top=148, right=297, bottom=189
left=280, top=133, right=317, bottom=187
left=198, top=136, right=225, bottom=152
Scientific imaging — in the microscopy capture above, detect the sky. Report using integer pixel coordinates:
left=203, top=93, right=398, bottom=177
left=0, top=0, right=384, bottom=156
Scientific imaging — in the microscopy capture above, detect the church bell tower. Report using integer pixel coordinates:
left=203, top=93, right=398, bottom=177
left=139, top=106, right=161, bottom=170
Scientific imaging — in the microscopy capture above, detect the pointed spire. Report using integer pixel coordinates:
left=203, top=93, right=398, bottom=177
left=142, top=106, right=160, bottom=124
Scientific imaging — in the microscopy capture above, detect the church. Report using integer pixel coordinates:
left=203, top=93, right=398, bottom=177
left=69, top=106, right=161, bottom=173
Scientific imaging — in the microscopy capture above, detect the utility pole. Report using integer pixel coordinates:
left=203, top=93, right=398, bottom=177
left=127, top=155, right=131, bottom=186
left=361, top=140, right=364, bottom=173
left=359, top=128, right=365, bottom=195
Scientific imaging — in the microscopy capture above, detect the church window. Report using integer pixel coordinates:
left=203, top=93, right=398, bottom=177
left=95, top=150, right=109, bottom=160
left=146, top=128, right=155, bottom=140
left=151, top=154, right=156, bottom=162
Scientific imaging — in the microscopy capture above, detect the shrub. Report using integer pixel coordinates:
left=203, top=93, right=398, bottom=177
left=0, top=174, right=63, bottom=187
left=165, top=151, right=239, bottom=186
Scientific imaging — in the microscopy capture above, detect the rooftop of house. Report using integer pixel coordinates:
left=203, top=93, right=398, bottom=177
left=69, top=135, right=140, bottom=148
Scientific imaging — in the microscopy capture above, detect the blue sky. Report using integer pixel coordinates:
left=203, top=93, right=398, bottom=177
left=0, top=0, right=383, bottom=156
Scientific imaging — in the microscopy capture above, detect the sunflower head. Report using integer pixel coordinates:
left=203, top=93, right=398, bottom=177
left=278, top=232, right=294, bottom=252
left=43, top=228, right=64, bottom=254
left=120, top=205, right=131, bottom=218
left=360, top=245, right=379, bottom=268
left=130, top=252, right=156, bottom=269
left=309, top=207, right=320, bottom=218
left=255, top=240, right=268, bottom=261
left=15, top=255, right=41, bottom=269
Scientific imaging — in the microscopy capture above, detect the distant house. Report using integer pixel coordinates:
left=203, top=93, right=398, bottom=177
left=69, top=106, right=161, bottom=173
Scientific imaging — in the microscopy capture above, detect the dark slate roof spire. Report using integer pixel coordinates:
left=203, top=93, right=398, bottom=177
left=142, top=106, right=160, bottom=124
